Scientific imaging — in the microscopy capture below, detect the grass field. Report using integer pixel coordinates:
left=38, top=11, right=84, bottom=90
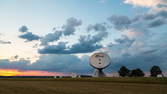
left=0, top=77, right=166, bottom=94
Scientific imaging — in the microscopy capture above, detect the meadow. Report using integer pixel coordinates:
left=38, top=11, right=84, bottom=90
left=0, top=77, right=166, bottom=94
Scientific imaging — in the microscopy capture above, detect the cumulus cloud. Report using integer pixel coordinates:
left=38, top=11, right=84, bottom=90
left=40, top=17, right=81, bottom=46
left=19, top=32, right=40, bottom=42
left=39, top=31, right=108, bottom=54
left=87, top=23, right=107, bottom=32
left=19, top=26, right=28, bottom=33
left=108, top=10, right=167, bottom=31
left=41, top=30, right=62, bottom=45
left=115, top=35, right=135, bottom=46
left=148, top=18, right=167, bottom=27
left=38, top=42, right=68, bottom=54
left=39, top=17, right=109, bottom=54
left=18, top=18, right=108, bottom=54
left=18, top=26, right=41, bottom=42
left=62, top=17, right=82, bottom=36
left=108, top=15, right=131, bottom=30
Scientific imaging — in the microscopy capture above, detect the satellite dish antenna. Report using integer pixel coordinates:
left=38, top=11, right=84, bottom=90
left=89, top=52, right=111, bottom=77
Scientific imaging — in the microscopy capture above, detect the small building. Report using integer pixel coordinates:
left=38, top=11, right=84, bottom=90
left=157, top=74, right=164, bottom=77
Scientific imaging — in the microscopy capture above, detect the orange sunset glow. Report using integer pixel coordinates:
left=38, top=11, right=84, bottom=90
left=0, top=69, right=65, bottom=76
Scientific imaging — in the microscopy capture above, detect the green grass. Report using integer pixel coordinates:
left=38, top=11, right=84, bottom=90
left=0, top=77, right=166, bottom=94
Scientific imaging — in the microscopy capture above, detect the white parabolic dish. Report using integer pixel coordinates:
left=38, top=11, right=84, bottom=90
left=89, top=52, right=111, bottom=69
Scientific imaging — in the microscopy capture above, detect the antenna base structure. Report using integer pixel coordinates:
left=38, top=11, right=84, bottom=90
left=93, top=69, right=106, bottom=77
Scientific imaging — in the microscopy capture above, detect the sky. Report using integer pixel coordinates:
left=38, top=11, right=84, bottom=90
left=0, top=0, right=167, bottom=76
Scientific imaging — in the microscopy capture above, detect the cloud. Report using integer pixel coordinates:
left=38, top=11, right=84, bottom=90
left=40, top=30, right=62, bottom=45
left=0, top=34, right=12, bottom=44
left=0, top=59, right=30, bottom=70
left=18, top=18, right=108, bottom=54
left=19, top=26, right=28, bottom=33
left=148, top=18, right=167, bottom=27
left=114, top=35, right=135, bottom=47
left=19, top=32, right=40, bottom=42
left=106, top=33, right=167, bottom=72
left=87, top=23, right=107, bottom=32
left=39, top=31, right=108, bottom=54
left=110, top=47, right=167, bottom=72
left=40, top=17, right=81, bottom=46
left=18, top=26, right=41, bottom=42
left=38, top=42, right=68, bottom=54
left=124, top=0, right=164, bottom=8
left=62, top=17, right=82, bottom=36
left=68, top=32, right=107, bottom=53
left=1, top=50, right=167, bottom=74
left=0, top=54, right=92, bottom=74
left=0, top=40, right=11, bottom=44
left=39, top=18, right=109, bottom=54
left=106, top=7, right=167, bottom=72
left=108, top=15, right=131, bottom=30
left=31, top=54, right=92, bottom=73
left=108, top=10, right=167, bottom=31
left=124, top=0, right=167, bottom=11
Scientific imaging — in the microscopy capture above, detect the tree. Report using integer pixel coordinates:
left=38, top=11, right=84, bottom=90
left=150, top=66, right=162, bottom=77
left=129, top=68, right=145, bottom=77
left=118, top=66, right=130, bottom=77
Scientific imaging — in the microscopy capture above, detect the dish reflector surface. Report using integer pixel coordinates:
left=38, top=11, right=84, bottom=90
left=90, top=52, right=111, bottom=69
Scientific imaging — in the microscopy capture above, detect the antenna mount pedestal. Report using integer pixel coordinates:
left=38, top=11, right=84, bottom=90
left=93, top=69, right=106, bottom=77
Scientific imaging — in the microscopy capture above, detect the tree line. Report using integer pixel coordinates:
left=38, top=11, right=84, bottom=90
left=118, top=65, right=163, bottom=77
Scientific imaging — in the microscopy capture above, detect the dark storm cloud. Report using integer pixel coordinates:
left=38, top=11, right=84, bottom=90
left=0, top=40, right=11, bottom=44
left=19, top=32, right=40, bottom=42
left=39, top=31, right=108, bottom=54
